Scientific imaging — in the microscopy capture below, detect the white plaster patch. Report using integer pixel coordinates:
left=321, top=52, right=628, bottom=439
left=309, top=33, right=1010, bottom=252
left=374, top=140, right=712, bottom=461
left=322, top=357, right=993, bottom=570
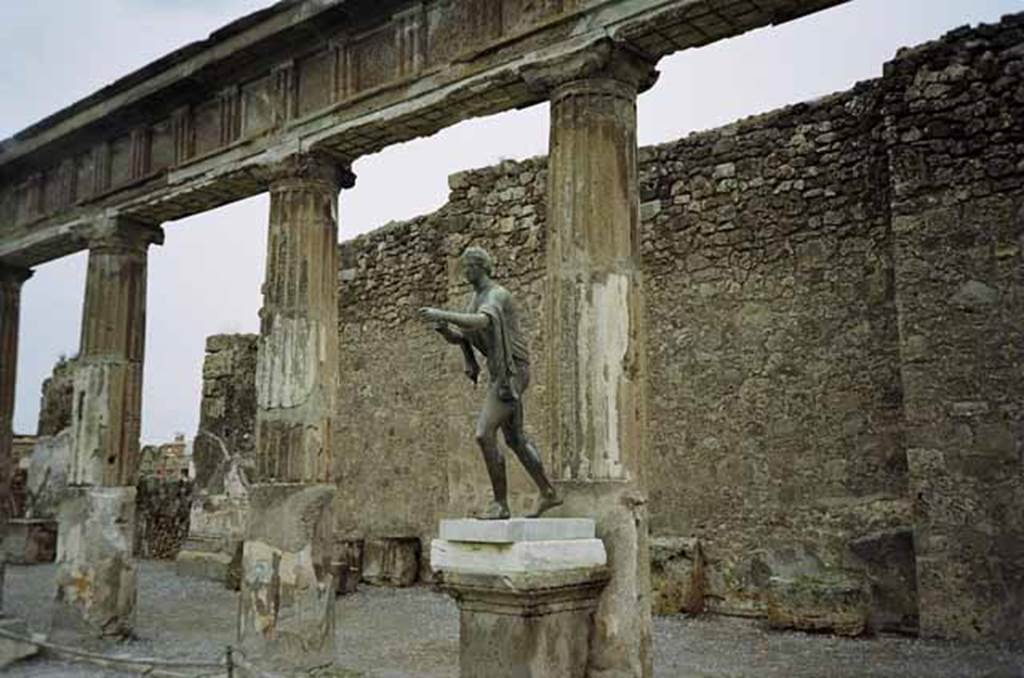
left=70, top=363, right=111, bottom=485
left=256, top=317, right=321, bottom=409
left=577, top=273, right=630, bottom=479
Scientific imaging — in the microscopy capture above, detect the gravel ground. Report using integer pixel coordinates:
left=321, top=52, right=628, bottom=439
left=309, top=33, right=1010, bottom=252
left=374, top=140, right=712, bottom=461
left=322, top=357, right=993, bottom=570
left=4, top=561, right=1022, bottom=677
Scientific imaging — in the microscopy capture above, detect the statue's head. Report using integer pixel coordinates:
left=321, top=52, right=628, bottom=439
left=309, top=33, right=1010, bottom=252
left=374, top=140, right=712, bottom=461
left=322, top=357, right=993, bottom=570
left=460, top=246, right=493, bottom=284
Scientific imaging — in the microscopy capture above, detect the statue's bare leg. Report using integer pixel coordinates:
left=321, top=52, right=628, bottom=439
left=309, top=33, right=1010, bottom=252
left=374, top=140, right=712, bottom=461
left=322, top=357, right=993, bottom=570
left=474, top=387, right=510, bottom=520
left=501, top=419, right=563, bottom=518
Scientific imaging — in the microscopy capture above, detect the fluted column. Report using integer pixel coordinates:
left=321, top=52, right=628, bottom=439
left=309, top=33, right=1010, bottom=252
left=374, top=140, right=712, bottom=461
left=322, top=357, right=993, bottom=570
left=527, top=39, right=659, bottom=678
left=255, top=153, right=354, bottom=483
left=54, top=216, right=162, bottom=641
left=239, top=152, right=353, bottom=671
left=69, top=217, right=163, bottom=487
left=0, top=264, right=32, bottom=525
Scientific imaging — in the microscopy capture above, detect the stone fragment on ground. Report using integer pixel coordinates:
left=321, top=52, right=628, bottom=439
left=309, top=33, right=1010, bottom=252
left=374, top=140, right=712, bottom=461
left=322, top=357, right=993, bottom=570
left=767, top=571, right=871, bottom=636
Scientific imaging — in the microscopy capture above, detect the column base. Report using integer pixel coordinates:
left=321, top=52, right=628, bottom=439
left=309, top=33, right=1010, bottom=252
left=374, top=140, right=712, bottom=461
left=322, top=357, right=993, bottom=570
left=51, top=486, right=137, bottom=642
left=555, top=481, right=653, bottom=678
left=237, top=483, right=336, bottom=671
left=432, top=518, right=609, bottom=678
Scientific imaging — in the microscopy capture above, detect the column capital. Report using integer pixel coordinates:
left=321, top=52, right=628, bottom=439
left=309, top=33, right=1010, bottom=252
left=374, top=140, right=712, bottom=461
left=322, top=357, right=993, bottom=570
left=82, top=216, right=164, bottom=254
left=260, top=151, right=357, bottom=193
left=0, top=262, right=33, bottom=285
left=521, top=38, right=659, bottom=100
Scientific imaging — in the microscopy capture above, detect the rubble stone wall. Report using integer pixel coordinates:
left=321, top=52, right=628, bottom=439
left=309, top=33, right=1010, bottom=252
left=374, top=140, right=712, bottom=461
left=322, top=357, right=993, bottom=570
left=134, top=478, right=193, bottom=559
left=193, top=335, right=258, bottom=494
left=36, top=357, right=75, bottom=437
left=882, top=17, right=1024, bottom=641
left=640, top=84, right=914, bottom=623
left=216, top=15, right=1024, bottom=638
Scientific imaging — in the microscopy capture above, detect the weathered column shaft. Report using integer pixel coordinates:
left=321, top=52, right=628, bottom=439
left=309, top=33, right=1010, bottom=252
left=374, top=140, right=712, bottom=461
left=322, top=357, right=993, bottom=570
left=545, top=76, right=645, bottom=484
left=0, top=264, right=32, bottom=524
left=255, top=155, right=351, bottom=483
left=55, top=216, right=160, bottom=641
left=536, top=41, right=658, bottom=678
left=239, top=154, right=351, bottom=670
left=70, top=218, right=162, bottom=487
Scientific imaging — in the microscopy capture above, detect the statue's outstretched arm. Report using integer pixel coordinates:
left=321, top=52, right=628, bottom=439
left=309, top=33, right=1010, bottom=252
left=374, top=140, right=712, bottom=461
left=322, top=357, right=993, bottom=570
left=418, top=307, right=490, bottom=331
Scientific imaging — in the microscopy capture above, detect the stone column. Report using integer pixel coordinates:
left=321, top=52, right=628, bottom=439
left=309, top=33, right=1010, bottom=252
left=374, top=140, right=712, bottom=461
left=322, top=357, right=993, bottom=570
left=0, top=264, right=32, bottom=527
left=69, top=217, right=163, bottom=487
left=526, top=40, right=659, bottom=678
left=238, top=153, right=353, bottom=670
left=54, top=216, right=162, bottom=641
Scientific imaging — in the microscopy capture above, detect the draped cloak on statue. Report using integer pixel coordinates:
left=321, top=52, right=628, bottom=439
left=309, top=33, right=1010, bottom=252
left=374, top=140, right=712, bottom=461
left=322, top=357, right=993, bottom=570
left=462, top=284, right=530, bottom=403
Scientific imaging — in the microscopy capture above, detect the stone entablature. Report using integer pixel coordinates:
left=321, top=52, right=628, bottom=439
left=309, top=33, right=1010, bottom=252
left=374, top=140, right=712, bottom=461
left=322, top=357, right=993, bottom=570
left=0, top=0, right=849, bottom=268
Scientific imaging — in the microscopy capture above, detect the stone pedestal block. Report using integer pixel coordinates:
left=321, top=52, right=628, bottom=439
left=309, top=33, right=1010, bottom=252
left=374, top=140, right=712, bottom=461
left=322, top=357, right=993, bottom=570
left=175, top=493, right=248, bottom=587
left=433, top=519, right=608, bottom=678
left=1, top=518, right=57, bottom=564
left=51, top=487, right=137, bottom=641
left=238, top=483, right=336, bottom=671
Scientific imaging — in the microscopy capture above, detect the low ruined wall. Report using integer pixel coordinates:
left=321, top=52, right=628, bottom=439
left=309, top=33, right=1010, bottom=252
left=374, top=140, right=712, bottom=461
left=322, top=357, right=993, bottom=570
left=36, top=357, right=75, bottom=437
left=211, top=15, right=1024, bottom=639
left=193, top=335, right=258, bottom=494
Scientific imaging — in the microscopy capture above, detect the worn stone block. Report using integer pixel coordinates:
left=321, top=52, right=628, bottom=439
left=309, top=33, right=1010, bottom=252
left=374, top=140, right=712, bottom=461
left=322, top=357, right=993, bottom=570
left=767, top=572, right=871, bottom=636
left=651, top=536, right=705, bottom=615
left=238, top=483, right=336, bottom=671
left=330, top=561, right=360, bottom=596
left=363, top=537, right=421, bottom=587
left=451, top=571, right=608, bottom=678
left=176, top=492, right=248, bottom=587
left=176, top=549, right=235, bottom=583
left=1, top=518, right=57, bottom=564
left=849, top=528, right=919, bottom=633
left=51, top=487, right=137, bottom=642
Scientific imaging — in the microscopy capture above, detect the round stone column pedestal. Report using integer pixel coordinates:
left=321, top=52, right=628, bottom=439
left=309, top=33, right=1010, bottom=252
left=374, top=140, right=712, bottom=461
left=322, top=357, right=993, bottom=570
left=51, top=486, right=137, bottom=642
left=237, top=483, right=336, bottom=672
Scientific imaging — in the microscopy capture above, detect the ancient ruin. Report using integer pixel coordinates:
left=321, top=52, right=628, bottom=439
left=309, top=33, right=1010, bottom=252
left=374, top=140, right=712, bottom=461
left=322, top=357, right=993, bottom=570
left=1, top=0, right=1022, bottom=676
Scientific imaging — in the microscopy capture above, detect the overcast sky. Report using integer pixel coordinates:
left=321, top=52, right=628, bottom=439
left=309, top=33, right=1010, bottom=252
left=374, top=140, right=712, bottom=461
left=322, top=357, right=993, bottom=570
left=3, top=0, right=1022, bottom=442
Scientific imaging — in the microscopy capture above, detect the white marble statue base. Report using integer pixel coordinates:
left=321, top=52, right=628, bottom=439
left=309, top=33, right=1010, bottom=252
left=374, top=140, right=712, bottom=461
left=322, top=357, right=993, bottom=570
left=432, top=518, right=605, bottom=575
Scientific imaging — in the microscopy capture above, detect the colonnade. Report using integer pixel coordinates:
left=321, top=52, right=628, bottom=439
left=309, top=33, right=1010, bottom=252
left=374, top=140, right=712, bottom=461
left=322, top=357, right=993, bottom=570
left=0, top=39, right=658, bottom=676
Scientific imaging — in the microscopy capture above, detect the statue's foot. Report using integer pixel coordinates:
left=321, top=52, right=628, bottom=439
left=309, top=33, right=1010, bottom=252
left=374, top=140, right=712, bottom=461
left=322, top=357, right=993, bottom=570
left=475, top=501, right=511, bottom=520
left=527, top=492, right=563, bottom=518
